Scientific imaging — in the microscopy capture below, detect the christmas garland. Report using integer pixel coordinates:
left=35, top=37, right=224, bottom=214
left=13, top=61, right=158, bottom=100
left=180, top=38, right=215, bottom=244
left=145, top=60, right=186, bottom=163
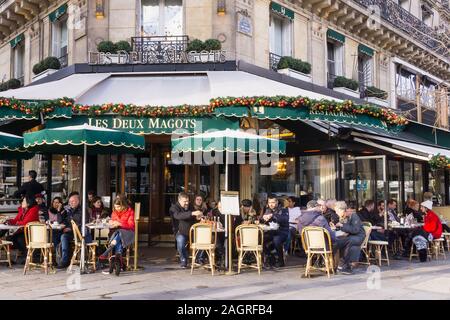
left=429, top=154, right=450, bottom=170
left=0, top=95, right=409, bottom=126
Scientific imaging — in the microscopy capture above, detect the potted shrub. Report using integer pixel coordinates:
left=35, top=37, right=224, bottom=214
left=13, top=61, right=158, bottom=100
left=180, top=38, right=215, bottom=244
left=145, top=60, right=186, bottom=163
left=277, top=56, right=312, bottom=82
left=366, top=86, right=388, bottom=107
left=333, top=76, right=360, bottom=98
left=32, top=56, right=61, bottom=82
left=97, top=40, right=119, bottom=63
left=186, top=39, right=222, bottom=63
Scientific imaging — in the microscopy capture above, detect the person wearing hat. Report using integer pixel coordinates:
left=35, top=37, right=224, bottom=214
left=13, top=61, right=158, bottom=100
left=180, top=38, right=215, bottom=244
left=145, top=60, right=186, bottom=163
left=236, top=199, right=258, bottom=225
left=409, top=200, right=442, bottom=262
left=421, top=200, right=442, bottom=240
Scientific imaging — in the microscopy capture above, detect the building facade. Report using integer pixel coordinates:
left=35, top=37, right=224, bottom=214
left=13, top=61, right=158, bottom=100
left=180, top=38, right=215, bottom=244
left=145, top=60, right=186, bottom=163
left=0, top=0, right=449, bottom=243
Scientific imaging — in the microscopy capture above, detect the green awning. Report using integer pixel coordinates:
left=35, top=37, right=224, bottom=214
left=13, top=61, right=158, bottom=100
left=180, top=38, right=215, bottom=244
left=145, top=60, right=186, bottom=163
left=49, top=3, right=68, bottom=22
left=171, top=128, right=287, bottom=154
left=45, top=115, right=240, bottom=135
left=327, top=29, right=345, bottom=44
left=0, top=108, right=37, bottom=121
left=270, top=2, right=294, bottom=20
left=0, top=131, right=32, bottom=159
left=359, top=44, right=374, bottom=57
left=10, top=34, right=24, bottom=48
left=251, top=106, right=395, bottom=130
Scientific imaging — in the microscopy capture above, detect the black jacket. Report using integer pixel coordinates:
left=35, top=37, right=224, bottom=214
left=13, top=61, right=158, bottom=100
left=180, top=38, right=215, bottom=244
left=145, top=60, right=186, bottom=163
left=357, top=207, right=383, bottom=227
left=341, top=213, right=366, bottom=241
left=261, top=205, right=289, bottom=235
left=14, top=179, right=44, bottom=199
left=170, top=202, right=197, bottom=237
left=58, top=205, right=86, bottom=231
left=323, top=208, right=340, bottom=225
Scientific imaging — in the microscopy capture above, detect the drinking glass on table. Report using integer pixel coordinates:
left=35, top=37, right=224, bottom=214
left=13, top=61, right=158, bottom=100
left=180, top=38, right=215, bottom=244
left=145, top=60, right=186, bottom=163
left=96, top=214, right=100, bottom=224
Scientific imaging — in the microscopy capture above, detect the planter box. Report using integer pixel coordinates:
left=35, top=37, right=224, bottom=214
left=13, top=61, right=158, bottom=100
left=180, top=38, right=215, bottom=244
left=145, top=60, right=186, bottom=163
left=333, top=86, right=360, bottom=98
left=278, top=68, right=312, bottom=82
left=367, top=96, right=389, bottom=108
left=32, top=69, right=59, bottom=82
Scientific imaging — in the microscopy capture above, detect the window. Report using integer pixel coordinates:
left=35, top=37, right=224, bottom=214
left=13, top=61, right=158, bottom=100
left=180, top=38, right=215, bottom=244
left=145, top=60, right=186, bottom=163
left=0, top=160, right=18, bottom=199
left=388, top=160, right=401, bottom=210
left=421, top=4, right=433, bottom=26
left=12, top=43, right=24, bottom=84
left=327, top=41, right=343, bottom=88
left=398, top=0, right=410, bottom=11
left=358, top=54, right=373, bottom=94
left=257, top=157, right=296, bottom=196
left=299, top=155, right=336, bottom=201
left=51, top=16, right=68, bottom=67
left=269, top=13, right=292, bottom=57
left=395, top=67, right=416, bottom=101
left=141, top=0, right=183, bottom=36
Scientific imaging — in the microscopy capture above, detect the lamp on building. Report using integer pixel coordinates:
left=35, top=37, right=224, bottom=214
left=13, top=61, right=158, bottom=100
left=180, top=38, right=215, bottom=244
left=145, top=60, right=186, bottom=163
left=95, top=0, right=105, bottom=19
left=217, top=0, right=226, bottom=16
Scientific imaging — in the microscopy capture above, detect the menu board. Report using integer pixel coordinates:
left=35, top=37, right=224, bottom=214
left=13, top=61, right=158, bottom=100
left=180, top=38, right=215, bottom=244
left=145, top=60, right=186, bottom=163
left=220, top=191, right=240, bottom=216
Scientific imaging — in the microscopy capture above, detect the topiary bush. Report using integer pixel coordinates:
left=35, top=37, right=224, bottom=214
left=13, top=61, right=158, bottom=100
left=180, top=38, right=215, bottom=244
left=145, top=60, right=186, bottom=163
left=366, top=86, right=388, bottom=99
left=186, top=39, right=205, bottom=52
left=97, top=40, right=117, bottom=54
left=6, top=78, right=21, bottom=90
left=203, top=39, right=221, bottom=51
left=0, top=82, right=7, bottom=92
left=115, top=40, right=132, bottom=53
left=277, top=56, right=311, bottom=74
left=333, top=76, right=359, bottom=91
left=33, top=57, right=61, bottom=75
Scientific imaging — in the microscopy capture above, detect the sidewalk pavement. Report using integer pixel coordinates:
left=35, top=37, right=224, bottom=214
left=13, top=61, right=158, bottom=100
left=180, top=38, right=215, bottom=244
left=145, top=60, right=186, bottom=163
left=0, top=246, right=449, bottom=300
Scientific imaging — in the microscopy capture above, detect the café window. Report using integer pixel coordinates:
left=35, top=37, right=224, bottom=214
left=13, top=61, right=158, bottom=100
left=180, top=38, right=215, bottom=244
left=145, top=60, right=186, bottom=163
left=51, top=15, right=69, bottom=68
left=12, top=42, right=25, bottom=84
left=299, top=155, right=336, bottom=202
left=51, top=155, right=82, bottom=201
left=269, top=12, right=292, bottom=57
left=388, top=160, right=402, bottom=210
left=22, top=154, right=48, bottom=193
left=141, top=0, right=183, bottom=36
left=257, top=157, right=296, bottom=196
left=0, top=160, right=18, bottom=199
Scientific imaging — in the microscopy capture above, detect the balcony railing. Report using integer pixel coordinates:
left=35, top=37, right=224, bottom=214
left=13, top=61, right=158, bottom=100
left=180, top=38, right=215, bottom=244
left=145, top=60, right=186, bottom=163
left=352, top=0, right=446, bottom=57
left=131, top=35, right=189, bottom=64
left=269, top=52, right=282, bottom=71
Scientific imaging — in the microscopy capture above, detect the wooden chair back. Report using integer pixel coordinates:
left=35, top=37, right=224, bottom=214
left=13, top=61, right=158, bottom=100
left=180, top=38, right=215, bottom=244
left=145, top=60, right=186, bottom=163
left=361, top=223, right=372, bottom=249
left=71, top=220, right=82, bottom=246
left=301, top=226, right=332, bottom=253
left=24, top=222, right=49, bottom=247
left=235, top=225, right=263, bottom=249
left=190, top=223, right=217, bottom=247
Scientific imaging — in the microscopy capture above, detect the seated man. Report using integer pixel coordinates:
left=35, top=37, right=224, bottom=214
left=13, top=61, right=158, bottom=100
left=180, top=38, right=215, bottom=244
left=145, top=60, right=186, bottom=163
left=318, top=199, right=339, bottom=225
left=260, top=195, right=289, bottom=268
left=56, top=193, right=92, bottom=269
left=284, top=196, right=302, bottom=254
left=358, top=200, right=387, bottom=242
left=298, top=200, right=336, bottom=244
left=334, top=201, right=366, bottom=275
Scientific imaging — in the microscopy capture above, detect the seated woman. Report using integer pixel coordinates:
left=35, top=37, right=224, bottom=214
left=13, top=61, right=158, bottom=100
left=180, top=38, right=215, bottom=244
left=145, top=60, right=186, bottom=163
left=48, top=197, right=65, bottom=248
left=88, top=196, right=110, bottom=221
left=3, top=197, right=40, bottom=264
left=99, top=195, right=135, bottom=276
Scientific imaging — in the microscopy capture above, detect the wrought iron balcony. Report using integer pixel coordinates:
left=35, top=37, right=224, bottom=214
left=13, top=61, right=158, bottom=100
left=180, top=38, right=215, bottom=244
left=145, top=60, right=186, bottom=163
left=352, top=0, right=447, bottom=57
left=269, top=52, right=282, bottom=71
left=131, top=35, right=189, bottom=64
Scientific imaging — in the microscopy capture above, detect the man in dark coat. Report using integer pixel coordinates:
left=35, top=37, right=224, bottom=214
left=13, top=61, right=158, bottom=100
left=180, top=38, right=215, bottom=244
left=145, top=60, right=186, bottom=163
left=260, top=195, right=289, bottom=268
left=169, top=192, right=203, bottom=268
left=334, top=202, right=366, bottom=275
left=14, top=170, right=44, bottom=199
left=358, top=200, right=387, bottom=242
left=56, top=193, right=91, bottom=269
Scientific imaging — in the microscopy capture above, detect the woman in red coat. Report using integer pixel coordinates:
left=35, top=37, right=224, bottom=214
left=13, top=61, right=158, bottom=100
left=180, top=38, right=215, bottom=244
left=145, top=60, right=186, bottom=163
left=421, top=200, right=442, bottom=240
left=99, top=195, right=135, bottom=276
left=4, top=197, right=40, bottom=263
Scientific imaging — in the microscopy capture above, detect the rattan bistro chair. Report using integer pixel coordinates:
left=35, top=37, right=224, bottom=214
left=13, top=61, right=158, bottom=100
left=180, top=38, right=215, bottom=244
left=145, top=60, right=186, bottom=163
left=301, top=226, right=334, bottom=278
left=125, top=202, right=140, bottom=271
left=23, top=222, right=53, bottom=275
left=360, top=223, right=372, bottom=265
left=68, top=220, right=98, bottom=272
left=235, top=224, right=264, bottom=275
left=189, top=222, right=217, bottom=276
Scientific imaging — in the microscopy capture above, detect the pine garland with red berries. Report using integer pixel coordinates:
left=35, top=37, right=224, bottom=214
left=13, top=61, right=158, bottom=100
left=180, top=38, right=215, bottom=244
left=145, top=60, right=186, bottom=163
left=0, top=95, right=409, bottom=126
left=429, top=154, right=450, bottom=171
